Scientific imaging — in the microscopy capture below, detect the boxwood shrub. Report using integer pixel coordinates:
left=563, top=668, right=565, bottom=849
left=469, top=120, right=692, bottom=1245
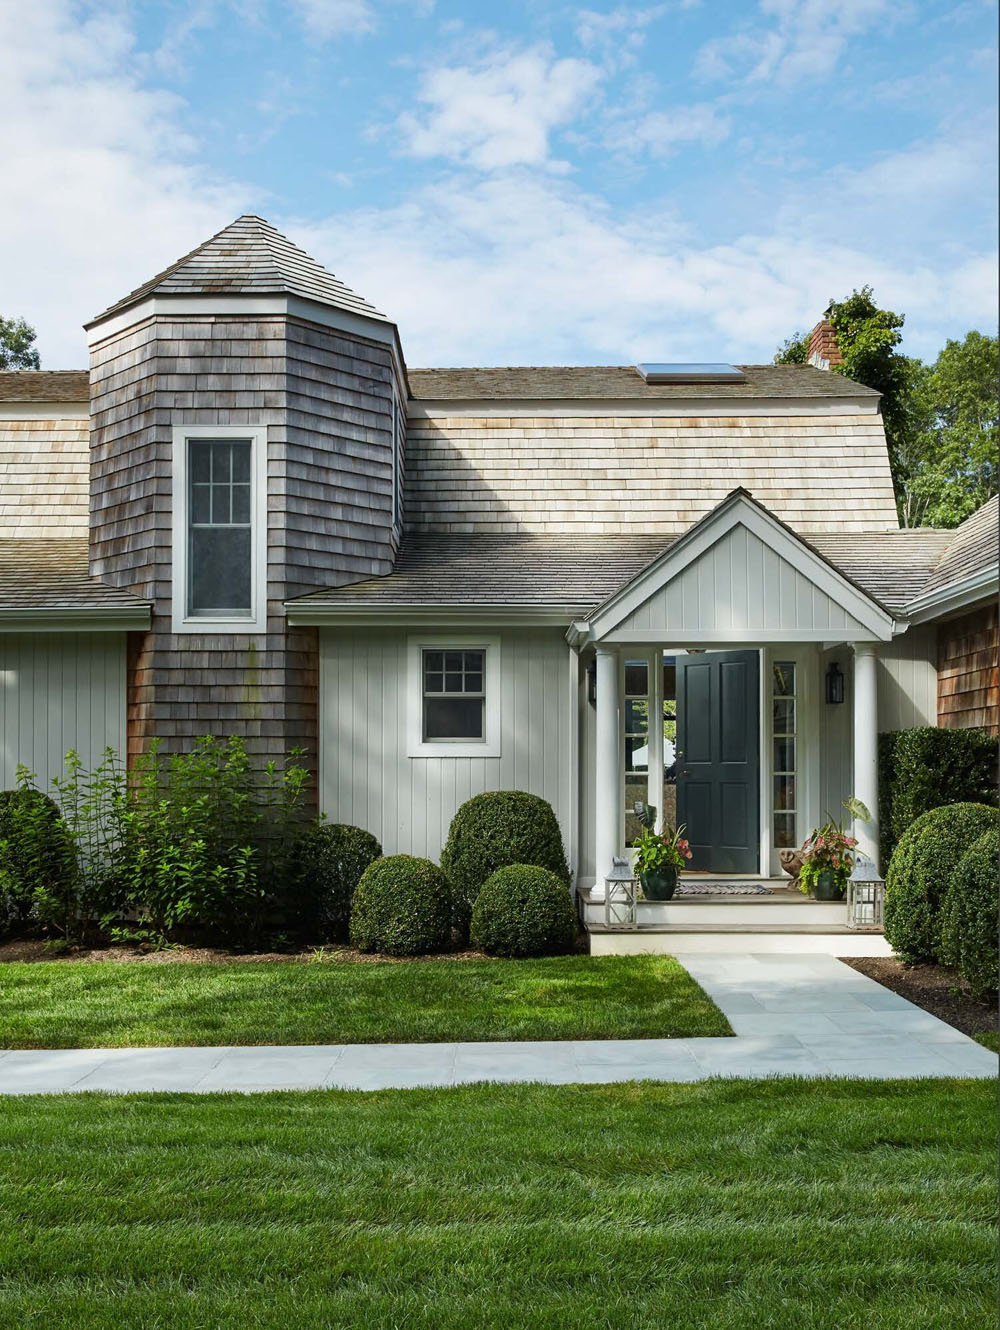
left=884, top=801, right=995, bottom=963
left=289, top=823, right=381, bottom=940
left=470, top=864, right=577, bottom=958
left=441, top=792, right=570, bottom=930
left=878, top=727, right=996, bottom=870
left=0, top=788, right=75, bottom=936
left=940, top=828, right=999, bottom=996
left=350, top=854, right=452, bottom=955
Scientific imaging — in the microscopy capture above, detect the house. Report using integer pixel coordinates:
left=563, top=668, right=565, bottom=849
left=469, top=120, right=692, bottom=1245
left=1, top=215, right=997, bottom=940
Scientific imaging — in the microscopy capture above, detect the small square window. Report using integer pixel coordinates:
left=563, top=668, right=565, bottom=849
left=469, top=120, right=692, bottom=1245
left=411, top=640, right=499, bottom=756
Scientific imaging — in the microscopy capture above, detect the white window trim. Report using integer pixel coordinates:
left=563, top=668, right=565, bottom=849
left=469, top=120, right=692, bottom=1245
left=406, top=635, right=501, bottom=758
left=391, top=385, right=404, bottom=539
left=171, top=425, right=268, bottom=635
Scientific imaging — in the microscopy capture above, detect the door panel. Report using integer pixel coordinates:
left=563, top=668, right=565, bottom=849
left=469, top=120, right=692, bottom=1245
left=676, top=650, right=759, bottom=873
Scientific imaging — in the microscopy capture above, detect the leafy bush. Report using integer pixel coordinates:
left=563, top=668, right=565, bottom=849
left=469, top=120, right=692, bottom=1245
left=878, top=727, right=996, bottom=870
left=441, top=792, right=570, bottom=931
left=884, top=802, right=995, bottom=963
left=0, top=786, right=76, bottom=936
left=349, top=855, right=452, bottom=955
left=289, top=824, right=382, bottom=940
left=940, top=829, right=999, bottom=997
left=470, top=864, right=576, bottom=958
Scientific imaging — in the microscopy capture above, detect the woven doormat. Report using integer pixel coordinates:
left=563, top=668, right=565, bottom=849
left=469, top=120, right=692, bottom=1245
left=675, top=883, right=772, bottom=897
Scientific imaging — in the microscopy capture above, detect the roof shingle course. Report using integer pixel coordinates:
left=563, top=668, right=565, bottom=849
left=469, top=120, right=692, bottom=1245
left=918, top=495, right=999, bottom=598
left=0, top=540, right=149, bottom=611
left=0, top=371, right=89, bottom=402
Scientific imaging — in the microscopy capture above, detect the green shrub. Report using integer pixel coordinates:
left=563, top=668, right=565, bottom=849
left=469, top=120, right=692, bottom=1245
left=289, top=824, right=382, bottom=940
left=878, top=727, right=996, bottom=870
left=470, top=864, right=577, bottom=958
left=940, top=829, right=999, bottom=997
left=350, top=855, right=452, bottom=955
left=441, top=792, right=570, bottom=931
left=884, top=802, right=995, bottom=963
left=0, top=787, right=76, bottom=936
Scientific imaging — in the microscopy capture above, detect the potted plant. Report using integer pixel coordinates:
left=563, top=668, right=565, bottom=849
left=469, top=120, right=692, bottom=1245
left=632, top=821, right=693, bottom=901
left=797, top=798, right=869, bottom=901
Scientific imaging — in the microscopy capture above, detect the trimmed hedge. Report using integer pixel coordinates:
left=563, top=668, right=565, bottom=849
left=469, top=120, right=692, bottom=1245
left=350, top=855, right=452, bottom=956
left=878, top=727, right=996, bottom=871
left=0, top=789, right=75, bottom=936
left=441, top=792, right=570, bottom=930
left=884, top=802, right=995, bottom=964
left=289, top=824, right=381, bottom=940
left=470, top=864, right=577, bottom=958
left=940, top=829, right=999, bottom=997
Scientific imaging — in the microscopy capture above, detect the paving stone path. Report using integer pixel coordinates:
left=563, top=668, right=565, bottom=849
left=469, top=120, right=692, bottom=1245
left=1, top=953, right=995, bottom=1094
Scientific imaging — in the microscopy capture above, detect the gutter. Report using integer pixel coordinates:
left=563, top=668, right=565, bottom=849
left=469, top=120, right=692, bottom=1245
left=0, top=606, right=152, bottom=632
left=904, top=565, right=999, bottom=624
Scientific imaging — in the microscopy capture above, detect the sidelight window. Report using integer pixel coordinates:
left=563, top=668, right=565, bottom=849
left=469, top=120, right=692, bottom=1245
left=772, top=660, right=797, bottom=847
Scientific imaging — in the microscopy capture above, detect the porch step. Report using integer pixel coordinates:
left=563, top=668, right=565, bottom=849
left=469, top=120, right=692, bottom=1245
left=580, top=897, right=847, bottom=928
left=588, top=930, right=893, bottom=957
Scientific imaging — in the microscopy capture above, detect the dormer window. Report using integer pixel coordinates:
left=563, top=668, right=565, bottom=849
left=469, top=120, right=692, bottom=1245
left=171, top=425, right=267, bottom=634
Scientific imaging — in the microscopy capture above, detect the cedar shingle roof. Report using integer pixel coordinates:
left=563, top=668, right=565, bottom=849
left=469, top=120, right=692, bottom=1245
left=0, top=371, right=89, bottom=402
left=918, top=495, right=999, bottom=599
left=0, top=540, right=149, bottom=612
left=809, top=531, right=956, bottom=614
left=406, top=364, right=880, bottom=401
left=88, top=215, right=386, bottom=327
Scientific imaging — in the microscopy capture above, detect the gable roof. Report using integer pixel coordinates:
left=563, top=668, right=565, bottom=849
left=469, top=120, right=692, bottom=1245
left=87, top=214, right=387, bottom=328
left=407, top=364, right=880, bottom=402
left=0, top=371, right=89, bottom=402
left=919, top=495, right=998, bottom=599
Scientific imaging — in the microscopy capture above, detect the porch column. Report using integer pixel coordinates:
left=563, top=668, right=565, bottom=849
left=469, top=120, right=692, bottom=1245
left=595, top=644, right=620, bottom=883
left=852, top=644, right=879, bottom=867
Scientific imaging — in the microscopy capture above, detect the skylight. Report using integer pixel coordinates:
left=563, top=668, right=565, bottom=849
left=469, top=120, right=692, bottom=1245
left=635, top=363, right=746, bottom=384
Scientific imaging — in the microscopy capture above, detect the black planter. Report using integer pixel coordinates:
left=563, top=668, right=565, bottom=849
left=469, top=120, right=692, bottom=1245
left=640, top=866, right=678, bottom=901
left=811, top=870, right=845, bottom=901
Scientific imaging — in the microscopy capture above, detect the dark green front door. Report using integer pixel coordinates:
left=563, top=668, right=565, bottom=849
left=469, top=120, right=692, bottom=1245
left=676, top=650, right=759, bottom=874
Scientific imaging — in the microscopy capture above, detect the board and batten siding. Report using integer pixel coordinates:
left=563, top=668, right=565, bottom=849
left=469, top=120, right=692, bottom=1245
left=0, top=633, right=126, bottom=790
left=318, top=627, right=575, bottom=871
left=877, top=627, right=937, bottom=732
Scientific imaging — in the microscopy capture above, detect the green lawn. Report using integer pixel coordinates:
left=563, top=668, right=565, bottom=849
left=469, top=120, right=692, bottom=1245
left=0, top=1080, right=994, bottom=1329
left=0, top=954, right=731, bottom=1048
left=973, top=1029, right=999, bottom=1052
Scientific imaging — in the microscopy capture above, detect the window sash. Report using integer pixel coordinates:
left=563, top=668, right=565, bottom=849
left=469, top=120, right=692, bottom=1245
left=187, top=439, right=253, bottom=617
left=421, top=648, right=487, bottom=742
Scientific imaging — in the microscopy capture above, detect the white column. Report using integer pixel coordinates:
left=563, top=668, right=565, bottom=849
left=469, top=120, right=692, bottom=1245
left=595, top=644, right=620, bottom=885
left=852, top=644, right=879, bottom=867
left=646, top=648, right=664, bottom=832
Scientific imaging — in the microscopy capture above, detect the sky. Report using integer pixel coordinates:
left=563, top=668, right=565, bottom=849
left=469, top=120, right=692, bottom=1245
left=2, top=0, right=996, bottom=370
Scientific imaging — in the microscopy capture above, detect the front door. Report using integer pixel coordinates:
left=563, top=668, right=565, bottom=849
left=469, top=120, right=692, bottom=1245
left=676, top=650, right=759, bottom=873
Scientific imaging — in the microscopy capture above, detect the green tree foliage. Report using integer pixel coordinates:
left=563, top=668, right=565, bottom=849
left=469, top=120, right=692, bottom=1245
left=773, top=331, right=809, bottom=364
left=0, top=315, right=41, bottom=370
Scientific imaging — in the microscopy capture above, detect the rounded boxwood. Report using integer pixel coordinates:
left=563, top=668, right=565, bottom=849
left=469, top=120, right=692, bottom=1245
left=0, top=788, right=74, bottom=935
left=349, top=854, right=452, bottom=956
left=289, top=823, right=382, bottom=939
left=939, top=828, right=999, bottom=997
left=884, top=801, right=995, bottom=964
left=470, top=864, right=577, bottom=958
left=441, top=792, right=570, bottom=925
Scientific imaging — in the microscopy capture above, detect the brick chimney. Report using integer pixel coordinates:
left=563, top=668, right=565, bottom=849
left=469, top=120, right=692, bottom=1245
left=806, top=308, right=842, bottom=371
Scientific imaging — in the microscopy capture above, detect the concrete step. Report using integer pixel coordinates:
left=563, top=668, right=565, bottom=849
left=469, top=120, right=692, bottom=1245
left=581, top=897, right=847, bottom=928
left=588, top=930, right=893, bottom=957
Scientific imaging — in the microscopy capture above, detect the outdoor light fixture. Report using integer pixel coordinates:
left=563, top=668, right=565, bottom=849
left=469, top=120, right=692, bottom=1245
left=847, top=852, right=885, bottom=930
left=825, top=661, right=845, bottom=704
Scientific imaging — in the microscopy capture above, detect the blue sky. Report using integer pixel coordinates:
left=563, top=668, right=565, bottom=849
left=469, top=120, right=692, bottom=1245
left=2, top=0, right=996, bottom=368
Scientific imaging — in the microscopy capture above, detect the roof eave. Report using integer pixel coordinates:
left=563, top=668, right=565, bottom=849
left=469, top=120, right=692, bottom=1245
left=0, top=605, right=152, bottom=631
left=285, top=601, right=579, bottom=627
left=905, top=566, right=1000, bottom=624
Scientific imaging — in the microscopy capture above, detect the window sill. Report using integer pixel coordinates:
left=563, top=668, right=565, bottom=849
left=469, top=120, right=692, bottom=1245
left=407, top=738, right=500, bottom=759
left=170, top=614, right=266, bottom=636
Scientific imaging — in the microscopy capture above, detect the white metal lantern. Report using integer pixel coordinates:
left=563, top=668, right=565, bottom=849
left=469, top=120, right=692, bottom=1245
left=846, top=852, right=884, bottom=931
left=604, top=857, right=640, bottom=930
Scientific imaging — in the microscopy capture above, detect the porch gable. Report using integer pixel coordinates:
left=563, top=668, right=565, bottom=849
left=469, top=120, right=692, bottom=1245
left=583, top=489, right=896, bottom=644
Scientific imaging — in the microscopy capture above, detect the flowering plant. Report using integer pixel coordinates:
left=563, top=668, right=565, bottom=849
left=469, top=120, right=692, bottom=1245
left=797, top=797, right=869, bottom=897
left=633, top=822, right=693, bottom=875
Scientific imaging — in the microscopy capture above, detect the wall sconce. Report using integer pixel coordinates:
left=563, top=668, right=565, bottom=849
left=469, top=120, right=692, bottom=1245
left=825, top=661, right=845, bottom=705
left=587, top=659, right=597, bottom=707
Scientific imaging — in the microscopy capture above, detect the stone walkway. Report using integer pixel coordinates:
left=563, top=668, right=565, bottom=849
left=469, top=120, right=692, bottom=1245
left=1, top=954, right=995, bottom=1094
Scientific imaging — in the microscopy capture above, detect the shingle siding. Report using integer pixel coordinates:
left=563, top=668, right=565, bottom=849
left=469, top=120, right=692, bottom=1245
left=0, top=417, right=90, bottom=537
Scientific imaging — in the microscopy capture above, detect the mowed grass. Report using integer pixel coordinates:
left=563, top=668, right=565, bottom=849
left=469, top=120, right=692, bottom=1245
left=0, top=954, right=731, bottom=1048
left=0, top=1079, right=994, bottom=1329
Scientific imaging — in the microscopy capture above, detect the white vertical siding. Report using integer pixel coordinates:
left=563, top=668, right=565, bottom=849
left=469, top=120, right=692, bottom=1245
left=319, top=627, right=576, bottom=873
left=877, top=627, right=937, bottom=731
left=0, top=633, right=127, bottom=791
left=819, top=647, right=853, bottom=826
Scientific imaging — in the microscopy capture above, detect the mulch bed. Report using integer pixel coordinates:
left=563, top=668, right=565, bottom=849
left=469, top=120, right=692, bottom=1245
left=0, top=940, right=496, bottom=965
left=843, top=956, right=998, bottom=1040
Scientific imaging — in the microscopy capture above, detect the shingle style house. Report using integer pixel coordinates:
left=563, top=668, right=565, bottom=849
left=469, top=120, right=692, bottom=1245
left=1, top=215, right=997, bottom=897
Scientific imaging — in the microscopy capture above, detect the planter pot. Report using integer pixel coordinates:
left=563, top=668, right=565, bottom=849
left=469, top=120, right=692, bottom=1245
left=811, top=871, right=845, bottom=902
left=640, top=867, right=678, bottom=901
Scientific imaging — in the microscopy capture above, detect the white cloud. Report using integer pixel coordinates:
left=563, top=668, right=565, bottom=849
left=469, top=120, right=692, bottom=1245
left=696, top=0, right=907, bottom=88
left=608, top=102, right=732, bottom=156
left=0, top=0, right=249, bottom=368
left=395, top=44, right=604, bottom=170
left=574, top=5, right=668, bottom=70
left=287, top=0, right=376, bottom=40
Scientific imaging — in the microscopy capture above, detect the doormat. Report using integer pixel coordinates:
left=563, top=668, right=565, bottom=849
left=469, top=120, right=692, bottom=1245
left=675, top=883, right=773, bottom=897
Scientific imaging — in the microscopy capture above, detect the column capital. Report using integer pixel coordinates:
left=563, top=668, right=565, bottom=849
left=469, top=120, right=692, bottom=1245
left=852, top=643, right=878, bottom=658
left=594, top=642, right=618, bottom=657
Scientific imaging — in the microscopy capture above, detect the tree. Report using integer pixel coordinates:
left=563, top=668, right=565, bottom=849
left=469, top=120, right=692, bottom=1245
left=0, top=316, right=41, bottom=370
left=774, top=331, right=809, bottom=364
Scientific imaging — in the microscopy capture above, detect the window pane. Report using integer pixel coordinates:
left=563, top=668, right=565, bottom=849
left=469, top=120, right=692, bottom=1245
left=424, top=696, right=484, bottom=740
left=772, top=698, right=795, bottom=734
left=463, top=651, right=484, bottom=674
left=211, top=442, right=231, bottom=483
left=190, top=445, right=211, bottom=484
left=231, top=444, right=251, bottom=484
left=625, top=735, right=648, bottom=773
left=773, top=813, right=796, bottom=848
left=424, top=671, right=443, bottom=694
left=445, top=672, right=463, bottom=692
left=190, top=483, right=211, bottom=525
left=773, top=737, right=795, bottom=772
left=444, top=651, right=462, bottom=672
left=424, top=651, right=443, bottom=674
left=773, top=774, right=796, bottom=812
left=773, top=661, right=796, bottom=696
left=624, top=699, right=648, bottom=735
left=464, top=672, right=483, bottom=694
left=624, top=661, right=647, bottom=696
left=190, top=527, right=251, bottom=612
left=211, top=483, right=231, bottom=525
left=231, top=484, right=251, bottom=524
